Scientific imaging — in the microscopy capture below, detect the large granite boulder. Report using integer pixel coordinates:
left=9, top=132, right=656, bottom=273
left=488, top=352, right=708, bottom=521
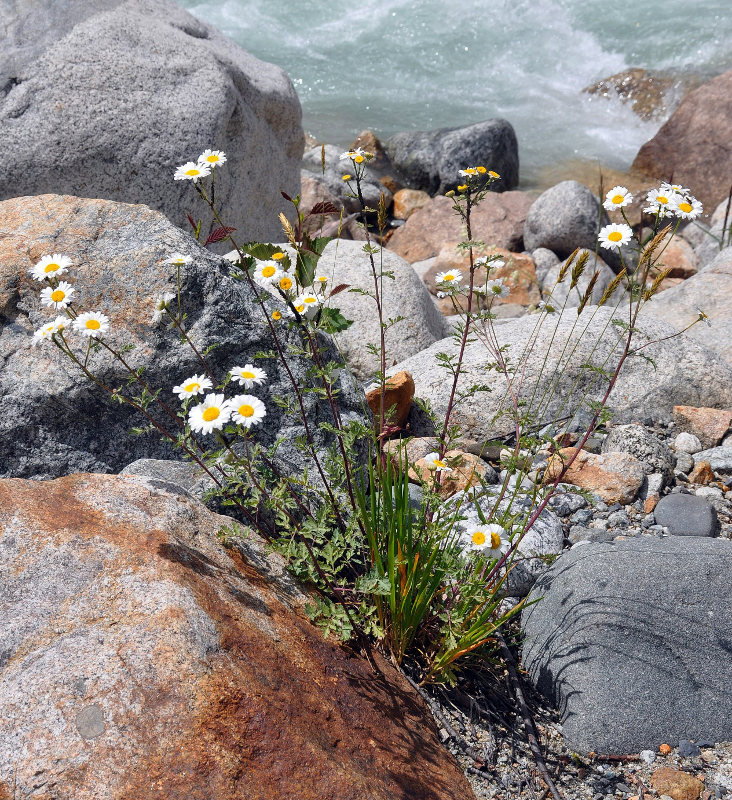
left=632, top=68, right=732, bottom=214
left=0, top=194, right=366, bottom=479
left=0, top=0, right=303, bottom=241
left=0, top=472, right=475, bottom=800
left=521, top=538, right=732, bottom=753
left=640, top=247, right=732, bottom=367
left=384, top=120, right=519, bottom=195
left=389, top=306, right=732, bottom=445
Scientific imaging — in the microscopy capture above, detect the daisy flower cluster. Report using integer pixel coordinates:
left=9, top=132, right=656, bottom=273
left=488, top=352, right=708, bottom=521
left=434, top=254, right=509, bottom=301
left=174, top=362, right=268, bottom=435
left=28, top=253, right=110, bottom=345
left=454, top=165, right=500, bottom=194
left=173, top=149, right=227, bottom=183
left=339, top=146, right=373, bottom=183
left=459, top=523, right=509, bottom=559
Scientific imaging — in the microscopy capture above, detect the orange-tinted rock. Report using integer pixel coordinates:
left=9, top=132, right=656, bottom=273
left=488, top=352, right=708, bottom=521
left=424, top=244, right=539, bottom=314
left=656, top=236, right=699, bottom=279
left=659, top=743, right=673, bottom=755
left=545, top=448, right=646, bottom=504
left=673, top=406, right=732, bottom=449
left=393, top=188, right=431, bottom=220
left=650, top=767, right=705, bottom=800
left=0, top=473, right=475, bottom=800
left=366, top=371, right=415, bottom=428
left=688, top=460, right=715, bottom=485
left=386, top=192, right=533, bottom=263
left=644, top=494, right=660, bottom=513
left=413, top=450, right=489, bottom=499
left=632, top=68, right=732, bottom=214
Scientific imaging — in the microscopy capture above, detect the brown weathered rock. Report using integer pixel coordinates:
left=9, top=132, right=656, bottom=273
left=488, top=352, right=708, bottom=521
left=300, top=173, right=344, bottom=235
left=386, top=192, right=534, bottom=263
left=366, top=371, right=415, bottom=428
left=688, top=460, right=715, bottom=485
left=583, top=68, right=675, bottom=120
left=393, top=188, right=431, bottom=220
left=655, top=236, right=699, bottom=279
left=0, top=473, right=475, bottom=800
left=424, top=245, right=539, bottom=314
left=412, top=450, right=489, bottom=499
left=383, top=436, right=440, bottom=468
left=632, top=69, right=732, bottom=213
left=544, top=448, right=646, bottom=504
left=673, top=406, right=732, bottom=449
left=650, top=767, right=705, bottom=800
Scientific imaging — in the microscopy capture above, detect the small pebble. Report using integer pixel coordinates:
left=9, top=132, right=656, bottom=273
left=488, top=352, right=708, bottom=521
left=679, top=739, right=702, bottom=757
left=640, top=749, right=656, bottom=764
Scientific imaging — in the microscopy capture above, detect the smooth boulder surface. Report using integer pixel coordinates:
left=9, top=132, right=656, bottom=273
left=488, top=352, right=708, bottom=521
left=632, top=68, right=732, bottom=213
left=384, top=120, right=519, bottom=195
left=391, top=306, right=732, bottom=444
left=0, top=472, right=475, bottom=800
left=0, top=194, right=366, bottom=479
left=653, top=493, right=719, bottom=537
left=541, top=249, right=624, bottom=308
left=521, top=537, right=732, bottom=754
left=0, top=0, right=303, bottom=241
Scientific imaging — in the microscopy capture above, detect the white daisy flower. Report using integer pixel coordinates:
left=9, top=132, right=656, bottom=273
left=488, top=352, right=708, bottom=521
left=29, top=254, right=72, bottom=282
left=435, top=270, right=463, bottom=285
left=643, top=188, right=679, bottom=217
left=423, top=452, right=452, bottom=473
left=672, top=196, right=703, bottom=220
left=173, top=162, right=211, bottom=182
left=226, top=394, right=267, bottom=428
left=152, top=292, right=176, bottom=324
left=229, top=364, right=267, bottom=388
left=197, top=149, right=227, bottom=168
left=73, top=311, right=110, bottom=338
left=598, top=223, right=633, bottom=251
left=602, top=186, right=633, bottom=211
left=313, top=274, right=329, bottom=288
left=661, top=181, right=690, bottom=196
left=223, top=250, right=241, bottom=264
left=275, top=273, right=295, bottom=294
left=458, top=167, right=478, bottom=177
left=32, top=316, right=69, bottom=346
left=40, top=281, right=75, bottom=310
left=165, top=253, right=192, bottom=266
left=188, top=393, right=230, bottom=435
left=466, top=524, right=508, bottom=557
left=173, top=373, right=213, bottom=399
left=339, top=147, right=370, bottom=163
left=294, top=292, right=321, bottom=318
left=484, top=278, right=510, bottom=299
left=253, top=260, right=282, bottom=285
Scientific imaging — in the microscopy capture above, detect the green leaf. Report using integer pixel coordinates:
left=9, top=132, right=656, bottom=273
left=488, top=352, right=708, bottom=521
left=318, top=306, right=353, bottom=334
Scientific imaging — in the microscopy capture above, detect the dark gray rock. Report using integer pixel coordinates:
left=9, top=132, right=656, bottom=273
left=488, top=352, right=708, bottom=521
left=654, top=493, right=719, bottom=537
left=693, top=446, right=732, bottom=473
left=523, top=181, right=621, bottom=271
left=568, top=525, right=614, bottom=544
left=521, top=537, right=732, bottom=754
left=678, top=739, right=702, bottom=757
left=0, top=0, right=303, bottom=242
left=675, top=451, right=695, bottom=474
left=531, top=247, right=561, bottom=286
left=384, top=120, right=519, bottom=195
left=602, top=424, right=676, bottom=484
left=548, top=490, right=588, bottom=517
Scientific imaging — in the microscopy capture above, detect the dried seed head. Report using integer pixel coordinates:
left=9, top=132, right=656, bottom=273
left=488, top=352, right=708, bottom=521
left=577, top=270, right=600, bottom=314
left=598, top=268, right=627, bottom=307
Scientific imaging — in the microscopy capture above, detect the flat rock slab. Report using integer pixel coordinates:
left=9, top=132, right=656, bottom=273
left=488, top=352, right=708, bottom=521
left=521, top=537, right=732, bottom=754
left=654, top=493, right=719, bottom=537
left=693, top=446, right=732, bottom=474
left=0, top=473, right=475, bottom=800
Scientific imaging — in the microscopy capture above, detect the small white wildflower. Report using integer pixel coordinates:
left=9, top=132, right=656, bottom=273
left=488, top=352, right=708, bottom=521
left=165, top=253, right=192, bottom=266
left=484, top=278, right=510, bottom=299
left=173, top=162, right=211, bottom=182
left=226, top=394, right=267, bottom=428
left=696, top=307, right=712, bottom=328
left=435, top=270, right=463, bottom=285
left=602, top=186, right=633, bottom=211
left=253, top=260, right=282, bottom=285
left=643, top=188, right=679, bottom=217
left=672, top=196, right=703, bottom=220
left=465, top=524, right=508, bottom=557
left=173, top=373, right=213, bottom=399
left=197, top=149, right=227, bottom=167
left=423, top=452, right=452, bottom=472
left=32, top=316, right=69, bottom=346
left=598, top=223, right=633, bottom=251
left=40, top=281, right=75, bottom=310
left=339, top=146, right=370, bottom=164
left=188, top=393, right=230, bottom=434
left=73, top=311, right=110, bottom=338
left=230, top=364, right=267, bottom=388
left=152, top=292, right=176, bottom=324
left=29, top=254, right=72, bottom=282
left=294, top=292, right=321, bottom=318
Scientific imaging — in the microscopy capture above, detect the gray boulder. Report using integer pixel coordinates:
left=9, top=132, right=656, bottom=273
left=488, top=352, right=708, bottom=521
left=693, top=446, right=732, bottom=473
left=684, top=199, right=731, bottom=269
left=392, top=306, right=732, bottom=445
left=521, top=537, right=732, bottom=753
left=653, top=493, right=719, bottom=537
left=0, top=194, right=367, bottom=480
left=384, top=120, right=519, bottom=195
left=531, top=247, right=561, bottom=285
left=541, top=249, right=626, bottom=308
left=0, top=0, right=303, bottom=242
left=524, top=181, right=621, bottom=271
left=602, top=424, right=675, bottom=484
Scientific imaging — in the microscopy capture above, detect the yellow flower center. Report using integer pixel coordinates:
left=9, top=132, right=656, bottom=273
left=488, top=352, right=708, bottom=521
left=295, top=304, right=305, bottom=313
left=458, top=184, right=467, bottom=192
left=241, top=371, right=255, bottom=379
left=477, top=166, right=487, bottom=174
left=433, top=459, right=446, bottom=469
left=206, top=155, right=219, bottom=162
left=472, top=531, right=486, bottom=546
left=316, top=276, right=327, bottom=282
left=679, top=202, right=692, bottom=213
left=611, top=194, right=624, bottom=204
left=304, top=296, right=317, bottom=304
left=354, top=155, right=364, bottom=163
left=489, top=170, right=500, bottom=178
left=202, top=407, right=220, bottom=422
left=490, top=532, right=502, bottom=549
left=44, top=263, right=60, bottom=273
left=342, top=174, right=352, bottom=181
left=184, top=382, right=200, bottom=393
left=185, top=169, right=200, bottom=176
left=238, top=403, right=254, bottom=418
left=444, top=273, right=455, bottom=281
left=272, top=252, right=285, bottom=260
left=262, top=266, right=276, bottom=277
left=51, top=289, right=65, bottom=302
left=85, top=319, right=101, bottom=330
left=608, top=231, right=623, bottom=242
left=465, top=168, right=476, bottom=175
left=272, top=310, right=282, bottom=320
left=279, top=277, right=293, bottom=290
left=657, top=195, right=669, bottom=204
